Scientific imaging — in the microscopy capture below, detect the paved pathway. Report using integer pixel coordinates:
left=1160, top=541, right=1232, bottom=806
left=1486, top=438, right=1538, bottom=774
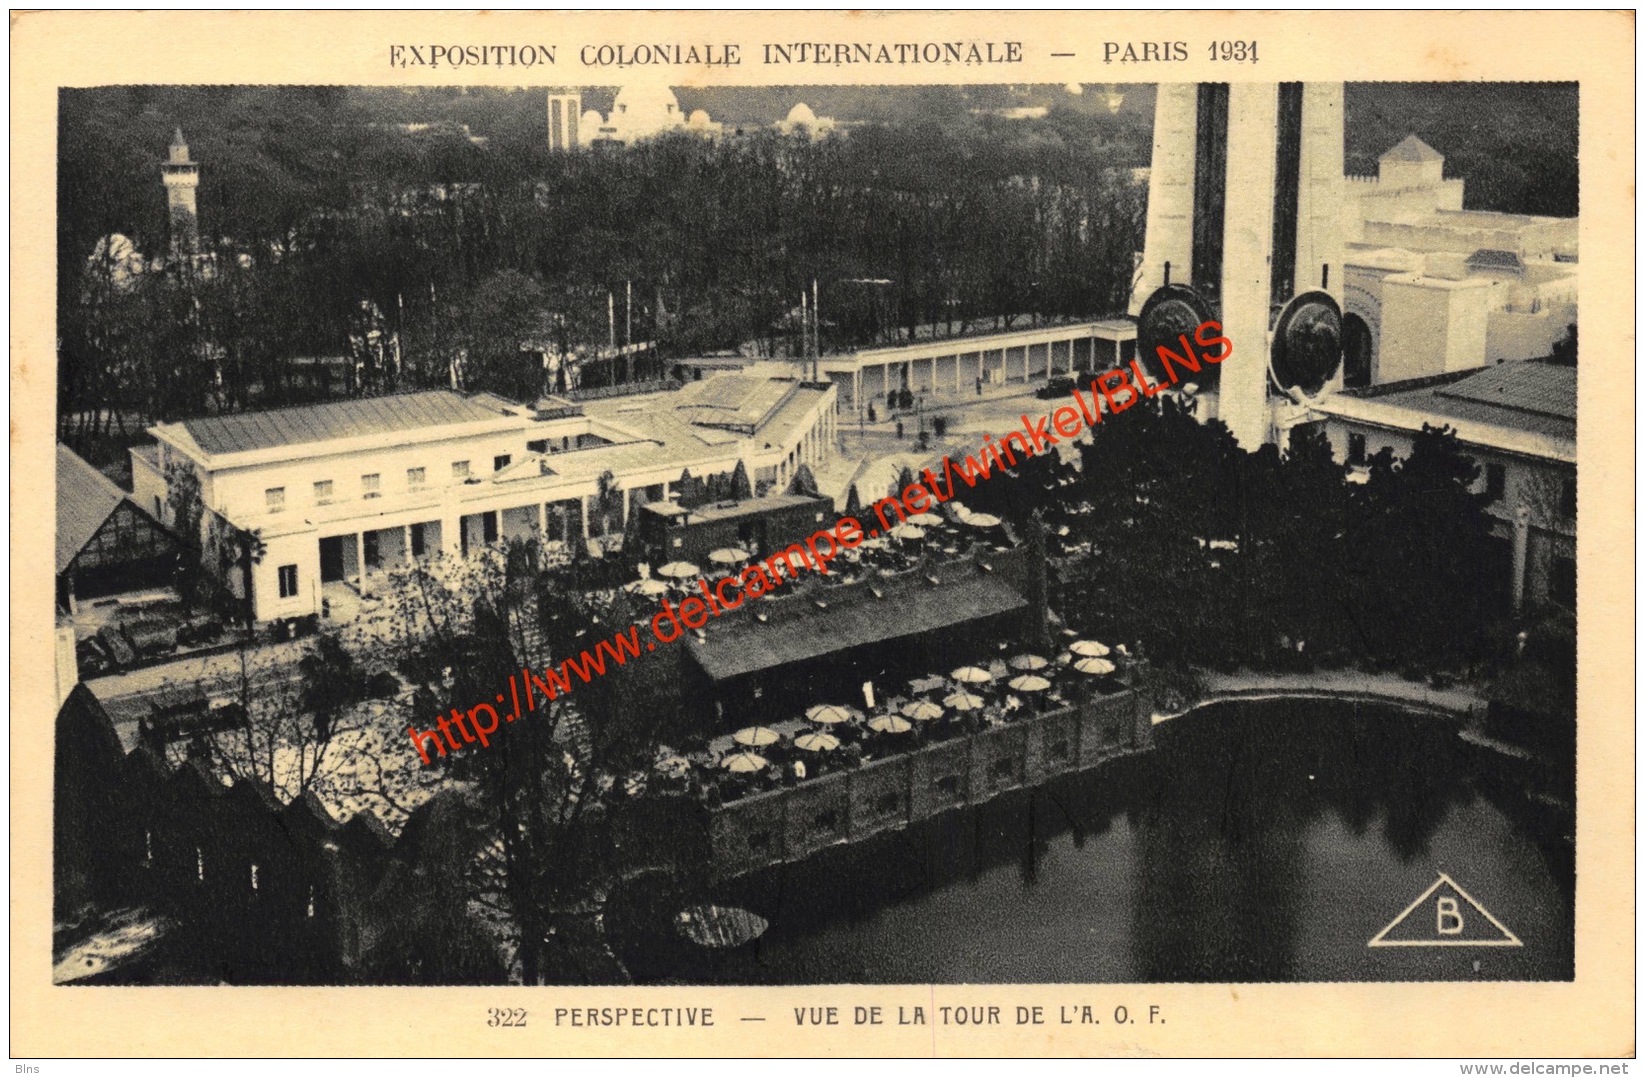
left=835, top=379, right=1093, bottom=497
left=85, top=639, right=309, bottom=703
left=1169, top=668, right=1487, bottom=721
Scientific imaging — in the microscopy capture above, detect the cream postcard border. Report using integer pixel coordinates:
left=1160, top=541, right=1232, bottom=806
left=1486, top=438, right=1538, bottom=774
left=10, top=9, right=1634, bottom=1058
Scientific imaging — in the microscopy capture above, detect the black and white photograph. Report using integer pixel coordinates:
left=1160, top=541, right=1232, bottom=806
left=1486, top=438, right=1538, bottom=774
left=46, top=72, right=1588, bottom=994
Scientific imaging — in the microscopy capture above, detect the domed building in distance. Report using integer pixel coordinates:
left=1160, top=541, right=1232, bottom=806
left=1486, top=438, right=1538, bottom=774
left=559, top=84, right=690, bottom=148
left=548, top=88, right=840, bottom=149
left=684, top=108, right=722, bottom=139
left=775, top=102, right=837, bottom=140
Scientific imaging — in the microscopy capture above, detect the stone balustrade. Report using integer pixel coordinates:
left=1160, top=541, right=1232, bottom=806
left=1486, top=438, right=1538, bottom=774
left=702, top=684, right=1151, bottom=879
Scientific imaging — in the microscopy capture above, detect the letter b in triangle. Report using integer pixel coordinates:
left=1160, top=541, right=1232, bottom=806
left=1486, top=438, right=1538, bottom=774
left=1368, top=873, right=1523, bottom=948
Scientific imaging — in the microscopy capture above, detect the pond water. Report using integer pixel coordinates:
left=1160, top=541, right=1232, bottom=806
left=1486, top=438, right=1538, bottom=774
left=613, top=698, right=1575, bottom=984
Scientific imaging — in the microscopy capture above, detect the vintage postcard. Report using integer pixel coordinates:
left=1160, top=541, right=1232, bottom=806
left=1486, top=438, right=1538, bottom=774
left=11, top=8, right=1635, bottom=1059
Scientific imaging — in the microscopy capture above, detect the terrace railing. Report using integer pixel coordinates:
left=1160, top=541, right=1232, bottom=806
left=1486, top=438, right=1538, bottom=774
left=699, top=685, right=1151, bottom=879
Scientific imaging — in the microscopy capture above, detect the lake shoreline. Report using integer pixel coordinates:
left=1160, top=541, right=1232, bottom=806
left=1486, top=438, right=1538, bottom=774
left=645, top=694, right=1573, bottom=986
left=1159, top=667, right=1489, bottom=724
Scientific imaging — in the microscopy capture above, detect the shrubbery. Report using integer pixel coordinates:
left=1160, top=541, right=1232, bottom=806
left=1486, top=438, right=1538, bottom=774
left=965, top=398, right=1509, bottom=678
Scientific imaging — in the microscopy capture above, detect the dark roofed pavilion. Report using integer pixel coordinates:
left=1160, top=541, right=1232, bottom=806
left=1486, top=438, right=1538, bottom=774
left=57, top=444, right=184, bottom=610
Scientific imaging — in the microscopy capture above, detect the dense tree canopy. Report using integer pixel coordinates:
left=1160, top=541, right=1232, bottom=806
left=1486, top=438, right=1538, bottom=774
left=959, top=403, right=1505, bottom=675
left=57, top=82, right=1578, bottom=460
left=1343, top=82, right=1580, bottom=218
left=57, top=86, right=1147, bottom=456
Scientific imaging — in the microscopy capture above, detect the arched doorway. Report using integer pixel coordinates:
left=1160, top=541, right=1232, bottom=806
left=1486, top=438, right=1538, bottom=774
left=1342, top=313, right=1374, bottom=389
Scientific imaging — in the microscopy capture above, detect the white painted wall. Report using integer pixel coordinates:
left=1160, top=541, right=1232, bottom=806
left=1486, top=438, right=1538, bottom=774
left=195, top=426, right=575, bottom=526
left=1378, top=275, right=1491, bottom=382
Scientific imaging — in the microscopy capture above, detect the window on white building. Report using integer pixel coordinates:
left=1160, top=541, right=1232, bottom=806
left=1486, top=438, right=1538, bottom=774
left=313, top=479, right=334, bottom=504
left=1347, top=433, right=1366, bottom=467
left=266, top=487, right=286, bottom=512
left=452, top=460, right=470, bottom=480
left=493, top=454, right=512, bottom=472
left=1560, top=478, right=1577, bottom=521
left=407, top=466, right=426, bottom=490
left=362, top=473, right=381, bottom=499
left=278, top=564, right=299, bottom=599
left=1484, top=463, right=1506, bottom=503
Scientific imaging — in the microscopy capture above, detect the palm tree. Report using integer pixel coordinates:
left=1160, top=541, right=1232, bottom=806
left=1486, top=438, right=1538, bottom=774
left=593, top=470, right=625, bottom=541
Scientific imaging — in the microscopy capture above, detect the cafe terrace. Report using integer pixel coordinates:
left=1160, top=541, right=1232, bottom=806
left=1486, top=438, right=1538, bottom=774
left=601, top=500, right=1156, bottom=879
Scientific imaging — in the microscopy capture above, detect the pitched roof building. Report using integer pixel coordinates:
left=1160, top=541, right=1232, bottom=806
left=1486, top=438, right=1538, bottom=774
left=57, top=444, right=184, bottom=611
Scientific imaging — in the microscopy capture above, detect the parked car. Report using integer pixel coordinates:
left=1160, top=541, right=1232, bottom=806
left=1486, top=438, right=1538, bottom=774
left=76, top=636, right=114, bottom=677
left=123, top=618, right=177, bottom=659
left=1036, top=375, right=1077, bottom=400
left=97, top=628, right=136, bottom=668
left=175, top=616, right=223, bottom=648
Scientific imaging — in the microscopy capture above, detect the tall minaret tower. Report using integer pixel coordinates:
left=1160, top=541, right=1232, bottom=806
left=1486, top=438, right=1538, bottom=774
left=161, top=127, right=200, bottom=256
left=1133, top=83, right=1345, bottom=450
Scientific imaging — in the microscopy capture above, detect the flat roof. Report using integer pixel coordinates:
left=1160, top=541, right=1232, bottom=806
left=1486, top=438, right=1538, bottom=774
left=1089, top=318, right=1138, bottom=337
left=594, top=405, right=742, bottom=450
left=1433, top=208, right=1573, bottom=228
left=1466, top=249, right=1525, bottom=270
left=678, top=356, right=753, bottom=370
left=495, top=439, right=709, bottom=485
left=1382, top=272, right=1493, bottom=291
left=168, top=390, right=520, bottom=457
left=672, top=373, right=798, bottom=433
left=686, top=570, right=1026, bottom=682
left=752, top=385, right=835, bottom=447
left=1344, top=246, right=1425, bottom=272
left=1433, top=361, right=1575, bottom=423
left=643, top=492, right=828, bottom=525
left=1318, top=362, right=1575, bottom=462
left=840, top=320, right=1134, bottom=367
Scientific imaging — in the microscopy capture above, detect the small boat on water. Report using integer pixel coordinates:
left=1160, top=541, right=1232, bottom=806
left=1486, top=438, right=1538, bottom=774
left=53, top=908, right=170, bottom=984
left=675, top=905, right=769, bottom=949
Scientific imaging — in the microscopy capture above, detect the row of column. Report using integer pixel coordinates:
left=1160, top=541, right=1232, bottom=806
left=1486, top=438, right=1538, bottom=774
left=340, top=493, right=602, bottom=592
left=335, top=407, right=838, bottom=597
left=845, top=335, right=1130, bottom=412
left=775, top=403, right=835, bottom=492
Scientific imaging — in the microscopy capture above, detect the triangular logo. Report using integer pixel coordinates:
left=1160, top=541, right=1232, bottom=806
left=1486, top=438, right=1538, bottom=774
left=1367, top=873, right=1523, bottom=948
